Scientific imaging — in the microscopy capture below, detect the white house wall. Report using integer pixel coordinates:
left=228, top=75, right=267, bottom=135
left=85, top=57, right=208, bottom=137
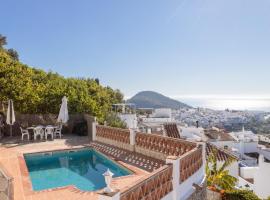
left=254, top=156, right=270, bottom=199
left=178, top=167, right=205, bottom=200
left=118, top=114, right=137, bottom=129
left=240, top=166, right=258, bottom=179
left=211, top=141, right=235, bottom=149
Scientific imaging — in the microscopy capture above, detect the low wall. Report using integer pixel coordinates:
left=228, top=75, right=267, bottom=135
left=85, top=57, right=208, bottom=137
left=240, top=166, right=258, bottom=179
left=120, top=165, right=173, bottom=200
left=96, top=125, right=133, bottom=151
left=0, top=164, right=13, bottom=200
left=135, top=132, right=196, bottom=157
left=180, top=146, right=203, bottom=183
left=178, top=167, right=205, bottom=200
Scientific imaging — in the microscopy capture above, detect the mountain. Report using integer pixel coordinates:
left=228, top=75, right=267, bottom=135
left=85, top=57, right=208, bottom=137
left=127, top=91, right=192, bottom=109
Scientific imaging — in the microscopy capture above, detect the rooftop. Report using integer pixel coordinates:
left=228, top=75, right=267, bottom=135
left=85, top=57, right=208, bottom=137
left=206, top=142, right=238, bottom=162
left=204, top=128, right=236, bottom=142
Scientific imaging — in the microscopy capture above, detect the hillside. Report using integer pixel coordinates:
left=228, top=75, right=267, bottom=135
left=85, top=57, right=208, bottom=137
left=128, top=91, right=191, bottom=109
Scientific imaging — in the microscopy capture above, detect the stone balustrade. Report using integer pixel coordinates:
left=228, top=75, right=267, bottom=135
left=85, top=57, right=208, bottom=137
left=135, top=133, right=196, bottom=157
left=96, top=125, right=133, bottom=151
left=96, top=125, right=130, bottom=144
left=120, top=164, right=173, bottom=200
left=180, top=145, right=203, bottom=183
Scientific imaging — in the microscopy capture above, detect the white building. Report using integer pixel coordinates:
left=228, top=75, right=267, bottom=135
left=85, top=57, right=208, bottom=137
left=141, top=108, right=172, bottom=123
left=112, top=103, right=138, bottom=129
left=229, top=128, right=259, bottom=156
left=239, top=154, right=270, bottom=199
left=179, top=126, right=204, bottom=142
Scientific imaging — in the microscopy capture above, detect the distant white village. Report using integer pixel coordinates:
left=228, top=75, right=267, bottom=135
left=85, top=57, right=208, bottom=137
left=114, top=103, right=270, bottom=199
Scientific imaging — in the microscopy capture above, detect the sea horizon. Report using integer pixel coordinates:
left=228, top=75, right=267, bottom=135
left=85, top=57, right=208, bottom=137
left=172, top=95, right=270, bottom=112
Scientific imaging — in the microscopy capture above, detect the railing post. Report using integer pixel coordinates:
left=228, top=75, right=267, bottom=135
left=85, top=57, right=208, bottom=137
left=98, top=190, right=120, bottom=200
left=166, top=156, right=180, bottom=200
left=201, top=143, right=206, bottom=175
left=129, top=128, right=136, bottom=146
left=92, top=121, right=97, bottom=141
left=162, top=125, right=166, bottom=137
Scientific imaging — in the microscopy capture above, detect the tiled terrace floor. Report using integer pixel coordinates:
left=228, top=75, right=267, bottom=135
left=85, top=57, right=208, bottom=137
left=0, top=136, right=150, bottom=200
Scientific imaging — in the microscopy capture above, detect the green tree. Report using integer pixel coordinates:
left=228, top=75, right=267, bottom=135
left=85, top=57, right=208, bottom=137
left=7, top=48, right=19, bottom=61
left=0, top=35, right=124, bottom=124
left=206, top=149, right=237, bottom=191
left=0, top=34, right=7, bottom=48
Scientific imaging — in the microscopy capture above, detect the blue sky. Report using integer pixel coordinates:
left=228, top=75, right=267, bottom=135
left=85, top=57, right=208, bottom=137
left=1, top=0, right=270, bottom=98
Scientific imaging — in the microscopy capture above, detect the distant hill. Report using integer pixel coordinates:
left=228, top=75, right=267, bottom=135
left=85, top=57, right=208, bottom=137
left=127, top=91, right=192, bottom=109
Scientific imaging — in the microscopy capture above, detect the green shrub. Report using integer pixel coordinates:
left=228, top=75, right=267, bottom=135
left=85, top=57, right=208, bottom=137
left=223, top=190, right=260, bottom=200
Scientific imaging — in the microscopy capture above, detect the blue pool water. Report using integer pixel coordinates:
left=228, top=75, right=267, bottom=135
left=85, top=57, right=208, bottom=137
left=24, top=148, right=131, bottom=191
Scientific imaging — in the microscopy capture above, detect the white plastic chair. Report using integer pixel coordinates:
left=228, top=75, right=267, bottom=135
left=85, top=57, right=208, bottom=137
left=34, top=126, right=44, bottom=140
left=20, top=127, right=30, bottom=141
left=54, top=124, right=62, bottom=139
left=45, top=126, right=54, bottom=140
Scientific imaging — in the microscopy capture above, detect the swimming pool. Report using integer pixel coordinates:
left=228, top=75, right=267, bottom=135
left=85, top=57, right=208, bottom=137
left=24, top=148, right=132, bottom=191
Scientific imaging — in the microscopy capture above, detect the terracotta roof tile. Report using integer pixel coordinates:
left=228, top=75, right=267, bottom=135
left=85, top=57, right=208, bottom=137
left=163, top=123, right=180, bottom=139
left=206, top=142, right=238, bottom=162
left=205, top=129, right=235, bottom=141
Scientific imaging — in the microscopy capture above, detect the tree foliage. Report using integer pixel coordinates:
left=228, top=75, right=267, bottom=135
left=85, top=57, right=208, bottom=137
left=0, top=34, right=7, bottom=48
left=206, top=149, right=237, bottom=191
left=7, top=48, right=19, bottom=61
left=0, top=35, right=123, bottom=123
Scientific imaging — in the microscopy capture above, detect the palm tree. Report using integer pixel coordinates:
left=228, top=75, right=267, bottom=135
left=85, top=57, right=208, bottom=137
left=206, top=149, right=237, bottom=191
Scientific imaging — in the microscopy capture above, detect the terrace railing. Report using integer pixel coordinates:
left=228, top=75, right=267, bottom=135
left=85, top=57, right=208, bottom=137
left=96, top=125, right=130, bottom=144
left=179, top=145, right=203, bottom=183
left=95, top=125, right=133, bottom=151
left=120, top=164, right=173, bottom=200
left=0, top=164, right=13, bottom=200
left=135, top=132, right=196, bottom=157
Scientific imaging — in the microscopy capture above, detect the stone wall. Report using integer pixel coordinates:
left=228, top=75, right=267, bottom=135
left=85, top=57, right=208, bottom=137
left=0, top=164, right=13, bottom=200
left=206, top=189, right=222, bottom=200
left=120, top=165, right=173, bottom=200
left=187, top=180, right=207, bottom=200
